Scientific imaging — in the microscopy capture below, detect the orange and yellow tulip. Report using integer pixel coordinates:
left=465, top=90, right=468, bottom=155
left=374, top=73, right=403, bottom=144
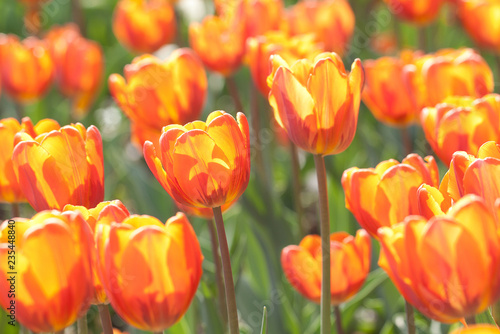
left=281, top=230, right=371, bottom=305
left=268, top=53, right=364, bottom=156
left=98, top=212, right=203, bottom=331
left=45, top=24, right=104, bottom=119
left=0, top=210, right=94, bottom=332
left=0, top=117, right=60, bottom=203
left=12, top=123, right=104, bottom=212
left=378, top=195, right=500, bottom=323
left=112, top=0, right=176, bottom=54
left=143, top=110, right=250, bottom=208
left=458, top=0, right=500, bottom=53
left=421, top=94, right=500, bottom=165
left=283, top=0, right=355, bottom=55
left=451, top=325, right=500, bottom=334
left=342, top=154, right=439, bottom=237
left=0, top=34, right=54, bottom=103
left=382, top=0, right=445, bottom=25
left=109, top=49, right=207, bottom=148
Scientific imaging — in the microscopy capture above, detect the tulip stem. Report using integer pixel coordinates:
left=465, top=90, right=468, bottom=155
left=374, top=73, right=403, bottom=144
left=77, top=316, right=88, bottom=334
left=226, top=76, right=244, bottom=114
left=14, top=103, right=24, bottom=120
left=207, top=218, right=228, bottom=327
left=55, top=330, right=65, bottom=334
left=313, top=154, right=331, bottom=334
left=405, top=301, right=416, bottom=334
left=212, top=206, right=240, bottom=334
left=290, top=143, right=305, bottom=236
left=72, top=0, right=86, bottom=35
left=11, top=203, right=20, bottom=218
left=400, top=127, right=412, bottom=156
left=495, top=55, right=500, bottom=92
left=465, top=316, right=476, bottom=325
left=334, top=306, right=344, bottom=334
left=418, top=27, right=427, bottom=52
left=97, top=304, right=113, bottom=334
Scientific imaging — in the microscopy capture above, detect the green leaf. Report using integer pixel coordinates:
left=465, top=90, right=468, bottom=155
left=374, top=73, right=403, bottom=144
left=260, top=307, right=268, bottom=334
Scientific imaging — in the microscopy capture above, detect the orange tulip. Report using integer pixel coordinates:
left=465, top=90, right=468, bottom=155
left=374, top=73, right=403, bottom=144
left=12, top=123, right=104, bottom=212
left=64, top=200, right=130, bottom=304
left=0, top=210, right=94, bottom=332
left=0, top=34, right=54, bottom=103
left=284, top=0, right=355, bottom=55
left=0, top=117, right=60, bottom=203
left=416, top=183, right=451, bottom=219
left=189, top=15, right=246, bottom=76
left=342, top=154, right=439, bottom=237
left=378, top=195, right=500, bottom=323
left=268, top=53, right=364, bottom=156
left=109, top=49, right=207, bottom=148
left=382, top=0, right=445, bottom=25
left=112, top=0, right=176, bottom=54
left=281, top=229, right=371, bottom=305
left=143, top=110, right=250, bottom=208
left=98, top=212, right=203, bottom=331
left=458, top=0, right=500, bottom=53
left=246, top=31, right=324, bottom=96
left=451, top=325, right=500, bottom=333
left=421, top=94, right=500, bottom=165
left=362, top=51, right=427, bottom=126
left=45, top=24, right=104, bottom=119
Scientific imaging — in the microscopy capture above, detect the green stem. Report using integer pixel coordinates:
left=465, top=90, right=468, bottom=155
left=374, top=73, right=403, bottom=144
left=289, top=143, right=305, bottom=236
left=406, top=301, right=416, bottom=334
left=227, top=76, right=244, bottom=114
left=11, top=203, right=20, bottom=218
left=465, top=315, right=476, bottom=325
left=71, top=0, right=86, bottom=35
left=495, top=55, right=500, bottom=94
left=313, top=154, right=331, bottom=334
left=334, top=305, right=344, bottom=334
left=77, top=316, right=88, bottom=334
left=400, top=127, right=412, bottom=156
left=14, top=102, right=24, bottom=120
left=207, top=218, right=228, bottom=327
left=19, top=325, right=29, bottom=334
left=55, top=330, right=65, bottom=334
left=418, top=27, right=426, bottom=52
left=97, top=304, right=113, bottom=334
left=212, top=206, right=239, bottom=334
left=152, top=332, right=163, bottom=334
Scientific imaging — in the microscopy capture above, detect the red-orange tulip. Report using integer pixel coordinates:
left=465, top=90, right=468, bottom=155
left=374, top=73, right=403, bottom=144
left=451, top=325, right=500, bottom=333
left=98, top=213, right=203, bottom=331
left=383, top=0, right=445, bottom=24
left=0, top=210, right=94, bottom=332
left=144, top=111, right=250, bottom=208
left=282, top=230, right=371, bottom=305
left=12, top=123, right=104, bottom=212
left=268, top=53, right=364, bottom=156
left=109, top=49, right=207, bottom=148
left=378, top=195, right=500, bottom=323
left=284, top=0, right=355, bottom=55
left=45, top=24, right=104, bottom=119
left=458, top=0, right=500, bottom=53
left=421, top=94, right=500, bottom=165
left=342, top=154, right=439, bottom=237
left=0, top=34, right=54, bottom=103
left=112, top=0, right=176, bottom=54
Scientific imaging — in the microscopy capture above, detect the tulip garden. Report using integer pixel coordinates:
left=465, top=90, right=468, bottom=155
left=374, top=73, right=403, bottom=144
left=2, top=0, right=500, bottom=333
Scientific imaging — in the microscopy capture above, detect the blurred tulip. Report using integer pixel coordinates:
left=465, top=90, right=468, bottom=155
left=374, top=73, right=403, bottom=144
left=282, top=229, right=371, bottom=304
left=370, top=32, right=398, bottom=55
left=189, top=15, right=246, bottom=76
left=0, top=210, right=94, bottom=332
left=242, top=0, right=283, bottom=38
left=112, top=0, right=176, bottom=54
left=45, top=24, right=104, bottom=119
left=421, top=94, right=500, bottom=165
left=0, top=34, right=54, bottom=103
left=12, top=123, right=104, bottom=212
left=284, top=0, right=355, bottom=55
left=109, top=49, right=207, bottom=148
left=342, top=154, right=439, bottom=237
left=383, top=0, right=445, bottom=25
left=98, top=212, right=203, bottom=331
left=143, top=110, right=250, bottom=208
left=378, top=195, right=500, bottom=323
left=451, top=325, right=500, bottom=333
left=458, top=0, right=500, bottom=53
left=268, top=53, right=364, bottom=156
left=0, top=117, right=59, bottom=203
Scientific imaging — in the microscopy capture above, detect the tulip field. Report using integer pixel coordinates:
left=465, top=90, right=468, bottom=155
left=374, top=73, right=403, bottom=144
left=2, top=0, right=500, bottom=333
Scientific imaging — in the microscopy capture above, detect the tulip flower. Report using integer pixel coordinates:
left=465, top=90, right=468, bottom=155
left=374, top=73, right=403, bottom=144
left=458, top=0, right=500, bottom=53
left=98, top=213, right=203, bottom=332
left=112, top=0, right=176, bottom=54
left=12, top=123, right=104, bottom=212
left=0, top=117, right=60, bottom=204
left=282, top=229, right=371, bottom=304
left=378, top=195, right=500, bottom=323
left=0, top=34, right=54, bottom=103
left=421, top=94, right=500, bottom=165
left=45, top=24, right=104, bottom=119
left=416, top=183, right=451, bottom=219
left=0, top=210, right=94, bottom=332
left=109, top=49, right=207, bottom=148
left=143, top=110, right=250, bottom=209
left=268, top=52, right=364, bottom=156
left=342, top=154, right=439, bottom=237
left=382, top=0, right=445, bottom=25
left=451, top=325, right=500, bottom=334
left=283, top=0, right=355, bottom=55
